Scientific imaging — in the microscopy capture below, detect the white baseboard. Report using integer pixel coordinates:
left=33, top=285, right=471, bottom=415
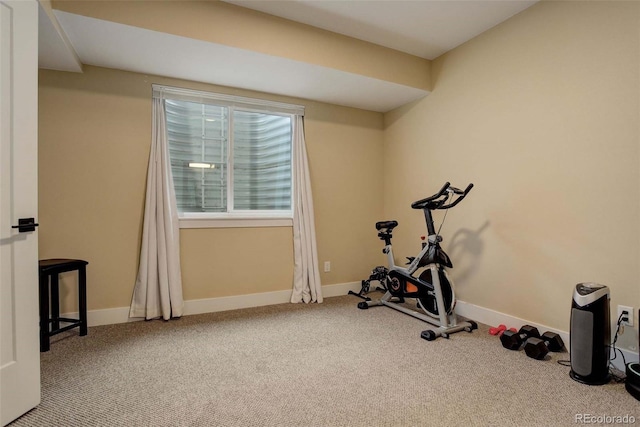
left=455, top=300, right=639, bottom=371
left=183, top=281, right=360, bottom=316
left=455, top=300, right=571, bottom=347
left=64, top=282, right=637, bottom=371
left=64, top=281, right=362, bottom=327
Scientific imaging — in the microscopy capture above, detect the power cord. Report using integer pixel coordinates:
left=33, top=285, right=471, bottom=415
left=608, top=311, right=628, bottom=382
left=556, top=311, right=629, bottom=383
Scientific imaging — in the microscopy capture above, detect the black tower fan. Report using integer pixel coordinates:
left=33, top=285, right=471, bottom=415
left=569, top=283, right=610, bottom=385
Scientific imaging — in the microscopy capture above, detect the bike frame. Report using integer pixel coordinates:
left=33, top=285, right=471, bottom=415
left=359, top=182, right=475, bottom=340
left=382, top=233, right=459, bottom=334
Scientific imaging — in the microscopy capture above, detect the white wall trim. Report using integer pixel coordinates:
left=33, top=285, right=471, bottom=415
left=179, top=217, right=292, bottom=229
left=63, top=282, right=637, bottom=371
left=65, top=281, right=362, bottom=327
left=455, top=300, right=638, bottom=371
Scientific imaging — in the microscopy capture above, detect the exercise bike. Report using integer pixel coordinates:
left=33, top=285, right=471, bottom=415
left=357, top=182, right=477, bottom=341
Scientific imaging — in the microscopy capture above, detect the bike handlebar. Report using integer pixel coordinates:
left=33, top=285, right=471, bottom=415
left=411, top=182, right=473, bottom=210
left=411, top=182, right=450, bottom=209
left=440, top=183, right=473, bottom=209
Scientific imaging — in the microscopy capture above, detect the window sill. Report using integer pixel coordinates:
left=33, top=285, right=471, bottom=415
left=178, top=217, right=293, bottom=229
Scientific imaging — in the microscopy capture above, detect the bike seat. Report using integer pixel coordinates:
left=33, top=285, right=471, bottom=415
left=375, top=220, right=398, bottom=231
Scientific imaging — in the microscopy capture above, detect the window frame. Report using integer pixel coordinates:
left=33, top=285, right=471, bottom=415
left=154, top=85, right=304, bottom=229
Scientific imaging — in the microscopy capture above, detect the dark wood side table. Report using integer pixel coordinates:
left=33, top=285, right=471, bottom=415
left=38, top=259, right=88, bottom=352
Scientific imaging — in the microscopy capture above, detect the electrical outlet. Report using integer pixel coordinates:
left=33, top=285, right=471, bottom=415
left=617, top=305, right=633, bottom=327
left=324, top=261, right=331, bottom=273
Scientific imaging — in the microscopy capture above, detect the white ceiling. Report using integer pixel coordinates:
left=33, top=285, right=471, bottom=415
left=224, top=0, right=538, bottom=60
left=38, top=1, right=538, bottom=112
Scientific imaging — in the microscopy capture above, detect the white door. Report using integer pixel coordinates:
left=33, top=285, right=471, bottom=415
left=0, top=1, right=40, bottom=425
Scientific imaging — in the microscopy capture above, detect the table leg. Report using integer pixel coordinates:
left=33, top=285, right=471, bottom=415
left=51, top=273, right=60, bottom=330
left=79, top=266, right=87, bottom=336
left=39, top=273, right=50, bottom=352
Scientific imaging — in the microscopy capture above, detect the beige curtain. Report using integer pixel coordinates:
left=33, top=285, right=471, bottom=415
left=291, top=116, right=323, bottom=303
left=129, top=97, right=184, bottom=320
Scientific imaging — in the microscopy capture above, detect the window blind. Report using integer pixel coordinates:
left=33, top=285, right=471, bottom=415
left=158, top=85, right=302, bottom=215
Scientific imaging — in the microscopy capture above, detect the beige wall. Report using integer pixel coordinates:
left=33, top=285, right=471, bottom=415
left=39, top=65, right=384, bottom=311
left=40, top=1, right=639, bottom=351
left=384, top=1, right=639, bottom=346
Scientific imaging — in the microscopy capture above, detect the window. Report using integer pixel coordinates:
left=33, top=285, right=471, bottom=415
left=154, top=85, right=304, bottom=228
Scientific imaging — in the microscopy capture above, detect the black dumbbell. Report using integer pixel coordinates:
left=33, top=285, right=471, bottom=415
left=523, top=331, right=565, bottom=360
left=500, top=325, right=540, bottom=350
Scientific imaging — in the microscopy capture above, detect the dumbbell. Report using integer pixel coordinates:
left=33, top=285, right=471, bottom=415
left=500, top=325, right=540, bottom=350
left=489, top=324, right=506, bottom=335
left=489, top=324, right=516, bottom=336
left=523, top=331, right=565, bottom=360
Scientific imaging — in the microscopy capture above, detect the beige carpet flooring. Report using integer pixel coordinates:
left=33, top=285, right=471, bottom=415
left=10, top=295, right=639, bottom=426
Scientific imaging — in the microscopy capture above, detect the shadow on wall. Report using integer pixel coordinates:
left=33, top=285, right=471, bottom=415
left=446, top=221, right=489, bottom=288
